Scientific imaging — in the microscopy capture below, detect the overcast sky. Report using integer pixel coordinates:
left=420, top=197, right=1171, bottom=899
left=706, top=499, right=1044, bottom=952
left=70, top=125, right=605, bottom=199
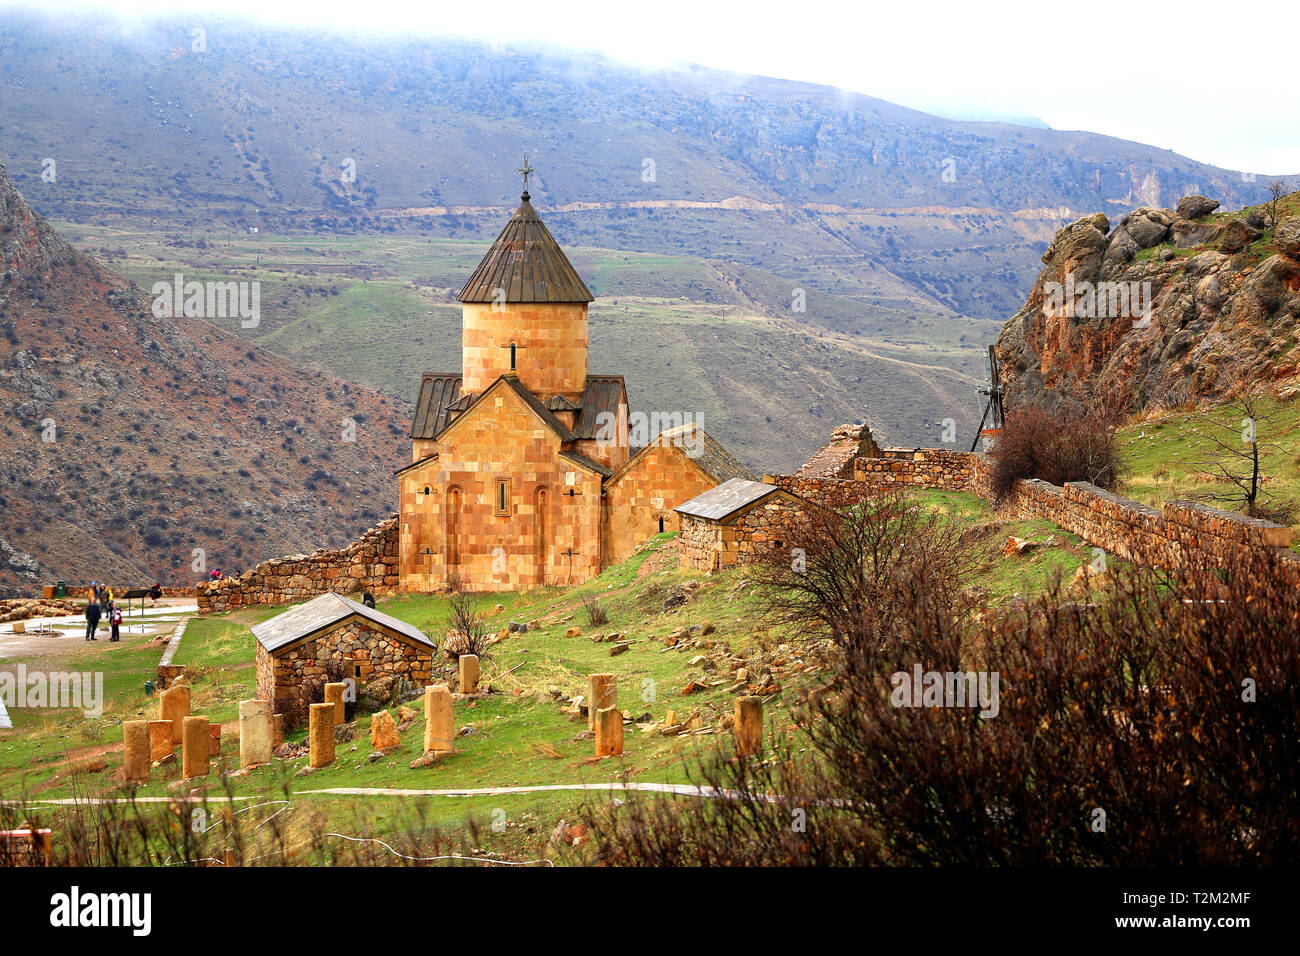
left=10, top=0, right=1300, bottom=175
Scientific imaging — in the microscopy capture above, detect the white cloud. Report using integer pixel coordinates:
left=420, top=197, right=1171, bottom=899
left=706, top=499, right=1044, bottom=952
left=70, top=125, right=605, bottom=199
left=6, top=0, right=1299, bottom=173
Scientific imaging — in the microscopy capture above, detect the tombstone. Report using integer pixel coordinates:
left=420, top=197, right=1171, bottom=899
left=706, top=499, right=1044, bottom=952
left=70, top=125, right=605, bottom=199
left=123, top=720, right=151, bottom=783
left=182, top=716, right=210, bottom=779
left=733, top=696, right=763, bottom=758
left=371, top=710, right=400, bottom=750
left=208, top=723, right=222, bottom=757
left=587, top=673, right=617, bottom=731
left=148, top=720, right=174, bottom=763
left=459, top=654, right=480, bottom=695
left=160, top=683, right=190, bottom=744
left=309, top=703, right=336, bottom=769
left=423, top=684, right=455, bottom=754
left=238, top=699, right=273, bottom=768
left=272, top=714, right=285, bottom=748
left=595, top=706, right=624, bottom=757
left=324, top=682, right=347, bottom=726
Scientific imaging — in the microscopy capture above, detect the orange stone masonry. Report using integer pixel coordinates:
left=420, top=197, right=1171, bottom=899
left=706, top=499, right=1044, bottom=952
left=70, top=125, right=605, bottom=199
left=396, top=192, right=756, bottom=594
left=462, top=302, right=589, bottom=401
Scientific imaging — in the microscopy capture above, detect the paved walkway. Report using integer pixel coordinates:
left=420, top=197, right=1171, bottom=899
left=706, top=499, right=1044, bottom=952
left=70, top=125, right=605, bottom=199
left=298, top=783, right=749, bottom=799
left=8, top=781, right=759, bottom=805
left=158, top=620, right=188, bottom=667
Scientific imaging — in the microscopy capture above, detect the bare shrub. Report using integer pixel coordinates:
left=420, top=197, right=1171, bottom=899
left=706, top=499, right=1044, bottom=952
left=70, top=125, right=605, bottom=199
left=443, top=586, right=492, bottom=660
left=578, top=530, right=1300, bottom=865
left=750, top=485, right=976, bottom=653
left=989, top=402, right=1120, bottom=502
left=3, top=777, right=481, bottom=866
left=580, top=592, right=610, bottom=627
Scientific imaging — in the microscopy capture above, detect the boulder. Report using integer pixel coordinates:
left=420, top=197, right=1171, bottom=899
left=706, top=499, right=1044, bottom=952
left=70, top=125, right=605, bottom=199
left=1218, top=218, right=1262, bottom=253
left=1275, top=217, right=1300, bottom=260
left=1106, top=208, right=1170, bottom=262
left=1176, top=195, right=1220, bottom=220
left=1003, top=536, right=1039, bottom=557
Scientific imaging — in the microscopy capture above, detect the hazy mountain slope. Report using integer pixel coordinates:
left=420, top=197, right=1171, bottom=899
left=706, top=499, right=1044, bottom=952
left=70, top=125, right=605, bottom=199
left=0, top=165, right=407, bottom=591
left=0, top=11, right=1289, bottom=319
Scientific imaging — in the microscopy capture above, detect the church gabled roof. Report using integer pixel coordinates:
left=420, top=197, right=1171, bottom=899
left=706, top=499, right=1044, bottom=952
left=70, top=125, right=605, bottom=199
left=457, top=193, right=595, bottom=304
left=571, top=376, right=627, bottom=439
left=410, top=373, right=463, bottom=439
left=606, top=422, right=758, bottom=487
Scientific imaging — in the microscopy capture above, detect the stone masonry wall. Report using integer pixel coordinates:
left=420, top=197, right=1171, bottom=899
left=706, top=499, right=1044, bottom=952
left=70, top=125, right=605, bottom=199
left=255, top=618, right=433, bottom=729
left=679, top=514, right=720, bottom=572
left=679, top=494, right=807, bottom=571
left=730, top=496, right=807, bottom=566
left=197, top=516, right=398, bottom=614
left=767, top=444, right=1298, bottom=581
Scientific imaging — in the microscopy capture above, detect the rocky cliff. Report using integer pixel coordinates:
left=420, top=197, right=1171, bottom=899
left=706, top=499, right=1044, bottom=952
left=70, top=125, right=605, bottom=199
left=0, top=164, right=408, bottom=590
left=995, top=193, right=1300, bottom=412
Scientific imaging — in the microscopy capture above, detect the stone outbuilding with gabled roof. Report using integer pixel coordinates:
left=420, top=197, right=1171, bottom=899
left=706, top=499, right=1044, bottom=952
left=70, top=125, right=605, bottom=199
left=397, top=181, right=757, bottom=592
left=673, top=478, right=808, bottom=572
left=252, top=592, right=435, bottom=728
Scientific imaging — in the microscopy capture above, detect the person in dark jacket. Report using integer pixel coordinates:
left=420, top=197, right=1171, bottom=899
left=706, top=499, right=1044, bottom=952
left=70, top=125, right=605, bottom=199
left=84, top=598, right=101, bottom=641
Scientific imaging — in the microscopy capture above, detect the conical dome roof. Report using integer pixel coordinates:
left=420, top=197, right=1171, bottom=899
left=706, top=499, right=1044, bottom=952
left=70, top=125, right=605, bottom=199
left=457, top=193, right=594, bottom=304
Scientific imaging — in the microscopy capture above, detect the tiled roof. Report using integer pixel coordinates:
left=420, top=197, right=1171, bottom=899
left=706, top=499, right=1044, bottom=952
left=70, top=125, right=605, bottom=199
left=572, top=376, right=626, bottom=440
left=458, top=194, right=594, bottom=304
left=251, top=592, right=434, bottom=653
left=560, top=449, right=613, bottom=478
left=674, top=478, right=786, bottom=522
left=410, top=373, right=463, bottom=440
left=607, top=423, right=758, bottom=487
left=663, top=423, right=758, bottom=483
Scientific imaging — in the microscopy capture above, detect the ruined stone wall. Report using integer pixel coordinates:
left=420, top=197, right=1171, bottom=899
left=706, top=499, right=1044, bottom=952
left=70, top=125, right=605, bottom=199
left=770, top=443, right=1296, bottom=580
left=255, top=619, right=433, bottom=728
left=854, top=448, right=975, bottom=489
left=197, top=517, right=398, bottom=614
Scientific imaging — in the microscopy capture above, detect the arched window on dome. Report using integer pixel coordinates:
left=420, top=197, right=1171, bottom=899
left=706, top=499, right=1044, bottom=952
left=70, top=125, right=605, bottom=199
left=510, top=342, right=517, bottom=371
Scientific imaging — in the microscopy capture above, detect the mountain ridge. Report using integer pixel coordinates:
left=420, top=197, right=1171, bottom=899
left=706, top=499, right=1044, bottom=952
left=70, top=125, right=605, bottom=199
left=1, top=10, right=1291, bottom=320
left=0, top=163, right=407, bottom=591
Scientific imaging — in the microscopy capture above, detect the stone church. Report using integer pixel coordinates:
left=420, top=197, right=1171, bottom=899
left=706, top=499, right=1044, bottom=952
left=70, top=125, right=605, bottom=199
left=397, top=183, right=756, bottom=592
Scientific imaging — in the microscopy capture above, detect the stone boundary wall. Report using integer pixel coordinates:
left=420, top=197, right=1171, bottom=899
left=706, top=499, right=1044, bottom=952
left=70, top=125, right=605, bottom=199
left=769, top=446, right=1298, bottom=580
left=197, top=515, right=399, bottom=615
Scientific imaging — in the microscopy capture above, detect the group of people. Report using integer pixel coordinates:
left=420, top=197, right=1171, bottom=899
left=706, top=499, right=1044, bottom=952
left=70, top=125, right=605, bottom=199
left=83, top=581, right=161, bottom=642
left=84, top=582, right=120, bottom=642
